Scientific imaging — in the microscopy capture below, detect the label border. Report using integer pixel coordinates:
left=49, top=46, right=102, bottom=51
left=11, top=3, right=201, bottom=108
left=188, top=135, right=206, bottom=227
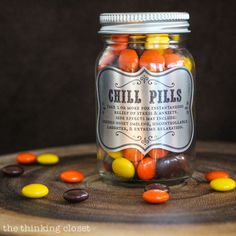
left=96, top=66, right=194, bottom=154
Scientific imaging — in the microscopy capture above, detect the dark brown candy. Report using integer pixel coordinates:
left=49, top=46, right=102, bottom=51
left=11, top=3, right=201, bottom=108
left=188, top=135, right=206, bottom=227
left=156, top=154, right=191, bottom=179
left=128, top=35, right=145, bottom=57
left=128, top=44, right=144, bottom=57
left=1, top=165, right=24, bottom=177
left=63, top=189, right=89, bottom=203
left=144, top=183, right=169, bottom=193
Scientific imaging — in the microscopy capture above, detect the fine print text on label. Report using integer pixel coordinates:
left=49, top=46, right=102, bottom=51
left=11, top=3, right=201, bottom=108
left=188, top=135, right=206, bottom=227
left=96, top=66, right=194, bottom=154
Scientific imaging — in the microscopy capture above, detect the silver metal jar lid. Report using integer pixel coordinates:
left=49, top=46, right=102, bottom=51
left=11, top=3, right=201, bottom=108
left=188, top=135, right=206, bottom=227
left=99, top=12, right=190, bottom=34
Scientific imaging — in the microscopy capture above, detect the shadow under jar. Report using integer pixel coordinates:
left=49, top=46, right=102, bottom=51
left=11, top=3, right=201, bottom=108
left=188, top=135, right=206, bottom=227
left=96, top=12, right=196, bottom=186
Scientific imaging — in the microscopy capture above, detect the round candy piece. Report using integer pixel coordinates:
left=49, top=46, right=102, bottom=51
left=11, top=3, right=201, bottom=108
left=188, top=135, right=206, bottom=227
left=156, top=154, right=190, bottom=178
left=112, top=34, right=129, bottom=43
left=16, top=152, right=37, bottom=164
left=148, top=148, right=168, bottom=159
left=63, top=189, right=89, bottom=203
left=2, top=165, right=24, bottom=177
left=21, top=184, right=49, bottom=198
left=164, top=53, right=184, bottom=69
left=111, top=34, right=128, bottom=55
left=210, top=178, right=236, bottom=192
left=183, top=57, right=193, bottom=71
left=143, top=189, right=169, bottom=204
left=205, top=171, right=229, bottom=182
left=37, top=153, right=59, bottom=165
left=139, top=50, right=165, bottom=72
left=97, top=48, right=116, bottom=71
left=118, top=49, right=139, bottom=72
left=111, top=44, right=128, bottom=55
left=145, top=34, right=169, bottom=50
left=144, top=183, right=169, bottom=193
left=128, top=35, right=145, bottom=56
left=170, top=34, right=180, bottom=41
left=112, top=157, right=135, bottom=179
left=108, top=151, right=123, bottom=159
left=137, top=157, right=156, bottom=181
left=60, top=170, right=84, bottom=183
left=122, top=148, right=144, bottom=162
left=164, top=48, right=174, bottom=54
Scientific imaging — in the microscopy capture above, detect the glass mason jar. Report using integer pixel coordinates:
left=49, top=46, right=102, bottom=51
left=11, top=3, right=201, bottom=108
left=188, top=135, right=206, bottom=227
left=96, top=12, right=196, bottom=186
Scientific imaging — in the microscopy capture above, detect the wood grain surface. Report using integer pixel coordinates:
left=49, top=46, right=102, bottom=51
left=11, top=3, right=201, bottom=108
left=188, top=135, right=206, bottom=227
left=0, top=141, right=236, bottom=236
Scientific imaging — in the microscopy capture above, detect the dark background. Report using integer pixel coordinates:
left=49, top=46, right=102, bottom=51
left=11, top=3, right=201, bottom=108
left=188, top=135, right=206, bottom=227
left=0, top=0, right=235, bottom=155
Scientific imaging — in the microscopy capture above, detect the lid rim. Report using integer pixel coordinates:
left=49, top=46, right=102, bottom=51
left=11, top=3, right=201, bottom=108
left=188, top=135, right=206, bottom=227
left=99, top=12, right=190, bottom=34
left=100, top=12, right=190, bottom=24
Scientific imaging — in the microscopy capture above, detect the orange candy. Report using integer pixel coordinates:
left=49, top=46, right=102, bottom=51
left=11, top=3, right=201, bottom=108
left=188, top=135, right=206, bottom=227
left=143, top=189, right=169, bottom=204
left=112, top=34, right=129, bottom=43
left=122, top=148, right=144, bottom=163
left=164, top=53, right=184, bottom=69
left=112, top=44, right=127, bottom=55
left=118, top=49, right=139, bottom=72
left=60, top=170, right=85, bottom=183
left=148, top=148, right=168, bottom=159
left=111, top=34, right=128, bottom=55
left=16, top=152, right=37, bottom=164
left=164, top=48, right=174, bottom=54
left=137, top=157, right=156, bottom=180
left=139, top=50, right=165, bottom=72
left=205, top=171, right=229, bottom=182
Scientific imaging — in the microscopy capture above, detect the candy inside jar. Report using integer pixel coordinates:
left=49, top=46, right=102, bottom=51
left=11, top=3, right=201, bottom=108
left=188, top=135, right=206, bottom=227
left=96, top=13, right=195, bottom=186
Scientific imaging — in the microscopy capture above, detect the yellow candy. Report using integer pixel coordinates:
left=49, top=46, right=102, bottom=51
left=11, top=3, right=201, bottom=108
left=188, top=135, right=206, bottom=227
left=21, top=184, right=49, bottom=198
left=37, top=153, right=59, bottom=165
left=112, top=158, right=135, bottom=179
left=210, top=178, right=236, bottom=192
left=129, top=35, right=146, bottom=39
left=97, top=147, right=104, bottom=160
left=107, top=151, right=123, bottom=159
left=171, top=35, right=180, bottom=41
left=184, top=57, right=193, bottom=71
left=145, top=34, right=169, bottom=50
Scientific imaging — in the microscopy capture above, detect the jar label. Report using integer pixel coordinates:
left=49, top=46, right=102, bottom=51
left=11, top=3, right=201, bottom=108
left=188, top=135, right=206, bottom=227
left=96, top=66, right=194, bottom=154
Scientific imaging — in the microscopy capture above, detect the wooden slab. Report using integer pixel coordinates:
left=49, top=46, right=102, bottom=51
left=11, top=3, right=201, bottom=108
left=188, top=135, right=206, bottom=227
left=0, top=142, right=236, bottom=235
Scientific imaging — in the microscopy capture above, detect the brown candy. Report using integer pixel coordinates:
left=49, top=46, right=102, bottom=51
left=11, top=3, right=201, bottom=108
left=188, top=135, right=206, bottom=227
left=144, top=183, right=169, bottom=193
left=1, top=165, right=24, bottom=177
left=156, top=154, right=191, bottom=179
left=63, top=189, right=89, bottom=203
left=128, top=36, right=145, bottom=57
